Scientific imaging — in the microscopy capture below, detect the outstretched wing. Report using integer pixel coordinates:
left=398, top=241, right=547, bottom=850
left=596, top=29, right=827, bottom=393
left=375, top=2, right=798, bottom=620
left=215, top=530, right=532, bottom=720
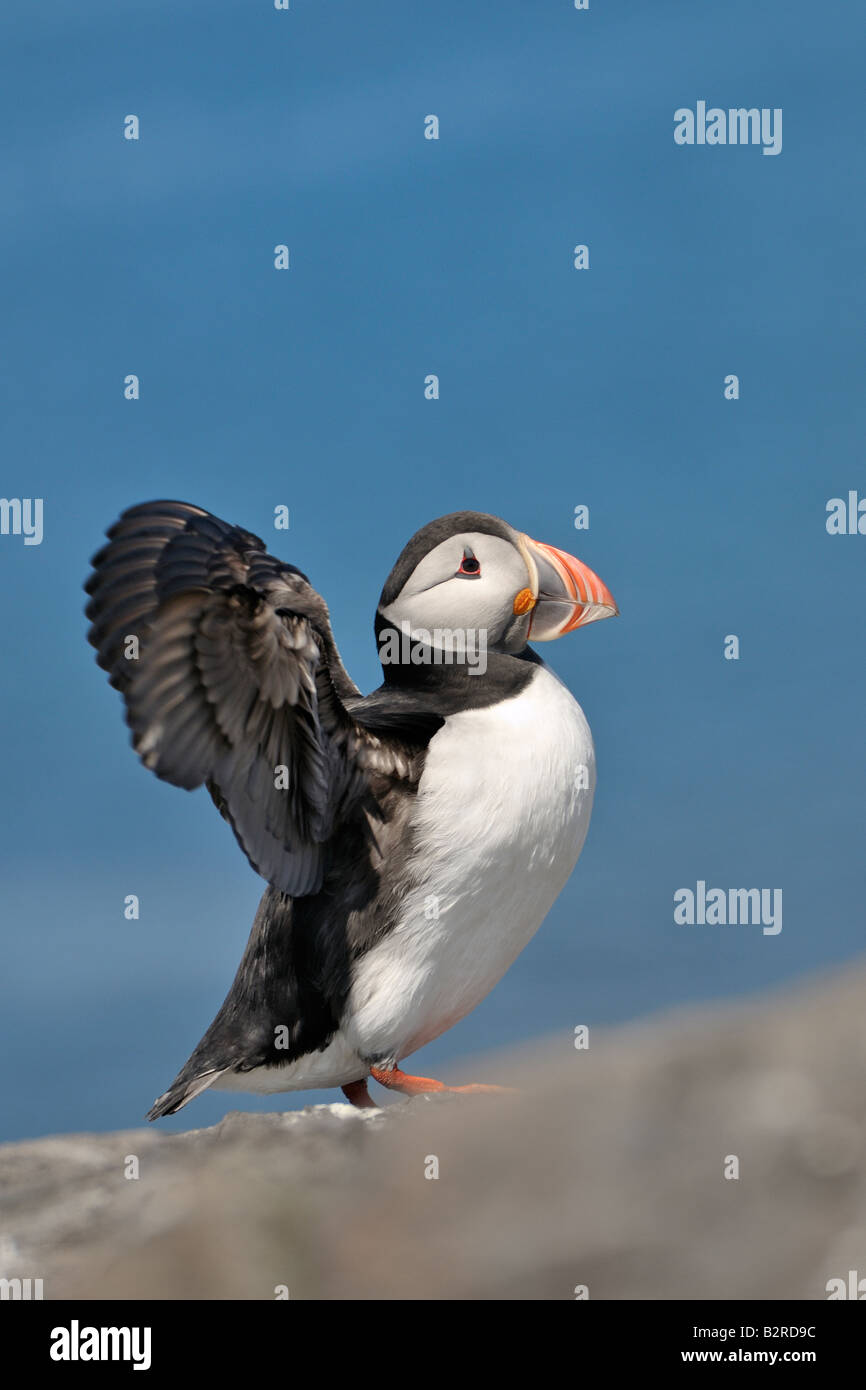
left=84, top=500, right=418, bottom=896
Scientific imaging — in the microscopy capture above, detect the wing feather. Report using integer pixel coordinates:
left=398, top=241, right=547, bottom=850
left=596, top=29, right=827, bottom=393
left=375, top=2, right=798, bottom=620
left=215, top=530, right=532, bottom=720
left=85, top=500, right=419, bottom=896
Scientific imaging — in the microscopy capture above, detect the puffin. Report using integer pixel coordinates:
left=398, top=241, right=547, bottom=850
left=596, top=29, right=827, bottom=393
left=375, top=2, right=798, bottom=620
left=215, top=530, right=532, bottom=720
left=84, top=501, right=617, bottom=1115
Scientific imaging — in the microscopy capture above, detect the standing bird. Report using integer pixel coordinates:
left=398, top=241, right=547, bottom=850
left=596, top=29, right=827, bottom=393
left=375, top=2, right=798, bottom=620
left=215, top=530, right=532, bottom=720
left=84, top=502, right=617, bottom=1116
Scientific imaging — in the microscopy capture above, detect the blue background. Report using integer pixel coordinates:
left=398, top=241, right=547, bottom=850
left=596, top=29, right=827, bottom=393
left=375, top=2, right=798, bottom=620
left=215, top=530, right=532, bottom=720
left=1, top=0, right=863, bottom=1140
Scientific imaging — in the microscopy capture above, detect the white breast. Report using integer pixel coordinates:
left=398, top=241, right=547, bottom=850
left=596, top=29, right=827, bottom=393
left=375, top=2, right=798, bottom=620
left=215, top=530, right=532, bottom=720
left=215, top=661, right=597, bottom=1095
left=344, top=662, right=596, bottom=1064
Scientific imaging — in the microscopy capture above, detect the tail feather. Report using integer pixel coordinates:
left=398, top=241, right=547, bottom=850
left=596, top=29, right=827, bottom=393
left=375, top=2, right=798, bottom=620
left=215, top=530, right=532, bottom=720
left=146, top=1068, right=226, bottom=1121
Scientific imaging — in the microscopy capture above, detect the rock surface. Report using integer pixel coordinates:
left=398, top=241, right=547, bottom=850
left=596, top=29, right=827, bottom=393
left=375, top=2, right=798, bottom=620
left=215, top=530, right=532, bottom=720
left=2, top=966, right=865, bottom=1299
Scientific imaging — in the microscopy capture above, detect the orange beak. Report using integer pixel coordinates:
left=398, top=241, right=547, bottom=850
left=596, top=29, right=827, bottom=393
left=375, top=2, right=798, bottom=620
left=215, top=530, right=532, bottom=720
left=519, top=535, right=619, bottom=641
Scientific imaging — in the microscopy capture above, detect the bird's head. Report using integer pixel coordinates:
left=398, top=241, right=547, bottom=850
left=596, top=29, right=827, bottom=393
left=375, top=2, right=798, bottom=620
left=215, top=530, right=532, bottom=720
left=376, top=511, right=617, bottom=675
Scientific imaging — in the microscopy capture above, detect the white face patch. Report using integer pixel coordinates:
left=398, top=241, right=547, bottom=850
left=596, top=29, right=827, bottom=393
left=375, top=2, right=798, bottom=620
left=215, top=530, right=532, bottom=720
left=379, top=532, right=531, bottom=653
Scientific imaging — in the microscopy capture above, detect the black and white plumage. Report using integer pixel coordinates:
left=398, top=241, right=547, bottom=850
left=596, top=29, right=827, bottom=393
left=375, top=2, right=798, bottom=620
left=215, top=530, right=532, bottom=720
left=84, top=501, right=617, bottom=1116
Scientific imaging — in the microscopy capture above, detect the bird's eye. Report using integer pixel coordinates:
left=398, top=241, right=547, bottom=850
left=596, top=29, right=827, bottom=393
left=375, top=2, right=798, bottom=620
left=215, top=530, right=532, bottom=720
left=457, top=551, right=481, bottom=577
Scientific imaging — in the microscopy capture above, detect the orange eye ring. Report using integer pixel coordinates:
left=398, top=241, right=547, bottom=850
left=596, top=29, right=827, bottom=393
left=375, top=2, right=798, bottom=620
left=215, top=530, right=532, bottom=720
left=457, top=551, right=480, bottom=577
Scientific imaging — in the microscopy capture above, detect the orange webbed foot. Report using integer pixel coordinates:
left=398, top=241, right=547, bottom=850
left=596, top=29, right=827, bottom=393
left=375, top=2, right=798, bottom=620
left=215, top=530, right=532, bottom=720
left=341, top=1078, right=379, bottom=1109
left=369, top=1065, right=514, bottom=1097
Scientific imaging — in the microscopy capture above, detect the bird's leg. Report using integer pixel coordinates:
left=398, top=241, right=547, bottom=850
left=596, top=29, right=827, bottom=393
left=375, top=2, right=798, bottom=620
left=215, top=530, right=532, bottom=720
left=341, top=1078, right=379, bottom=1109
left=369, top=1065, right=512, bottom=1097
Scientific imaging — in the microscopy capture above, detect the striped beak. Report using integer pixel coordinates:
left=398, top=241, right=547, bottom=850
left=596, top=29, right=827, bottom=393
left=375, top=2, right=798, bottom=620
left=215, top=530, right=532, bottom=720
left=519, top=535, right=619, bottom=641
